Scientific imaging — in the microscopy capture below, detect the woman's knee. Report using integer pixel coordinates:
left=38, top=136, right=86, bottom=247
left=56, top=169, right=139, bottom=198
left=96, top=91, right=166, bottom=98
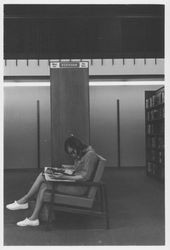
left=39, top=182, right=48, bottom=191
left=36, top=172, right=45, bottom=182
left=38, top=172, right=44, bottom=178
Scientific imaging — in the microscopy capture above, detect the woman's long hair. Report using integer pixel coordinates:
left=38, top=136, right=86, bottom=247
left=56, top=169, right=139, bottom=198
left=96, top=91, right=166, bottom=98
left=64, top=135, right=88, bottom=158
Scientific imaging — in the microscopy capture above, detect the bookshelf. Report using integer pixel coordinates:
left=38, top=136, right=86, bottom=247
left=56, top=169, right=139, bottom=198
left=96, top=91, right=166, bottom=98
left=145, top=87, right=164, bottom=181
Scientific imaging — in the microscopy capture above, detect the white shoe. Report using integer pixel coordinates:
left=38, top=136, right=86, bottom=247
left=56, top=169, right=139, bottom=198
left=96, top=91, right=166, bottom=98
left=17, top=218, right=40, bottom=227
left=6, top=201, right=28, bottom=210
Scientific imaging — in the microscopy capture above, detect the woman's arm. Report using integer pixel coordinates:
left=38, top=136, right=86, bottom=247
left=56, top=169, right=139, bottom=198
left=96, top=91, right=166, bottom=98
left=47, top=173, right=83, bottom=181
left=62, top=164, right=74, bottom=169
left=59, top=174, right=83, bottom=180
left=76, top=151, right=98, bottom=181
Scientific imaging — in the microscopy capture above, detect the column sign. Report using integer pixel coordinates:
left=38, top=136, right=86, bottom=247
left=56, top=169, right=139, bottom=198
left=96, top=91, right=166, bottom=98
left=50, top=61, right=88, bottom=68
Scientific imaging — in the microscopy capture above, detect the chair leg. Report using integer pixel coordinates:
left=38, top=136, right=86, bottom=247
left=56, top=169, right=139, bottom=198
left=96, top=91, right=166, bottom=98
left=101, top=184, right=110, bottom=229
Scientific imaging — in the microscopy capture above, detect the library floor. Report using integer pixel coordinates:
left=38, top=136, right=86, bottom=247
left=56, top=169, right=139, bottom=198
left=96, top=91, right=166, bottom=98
left=4, top=167, right=165, bottom=246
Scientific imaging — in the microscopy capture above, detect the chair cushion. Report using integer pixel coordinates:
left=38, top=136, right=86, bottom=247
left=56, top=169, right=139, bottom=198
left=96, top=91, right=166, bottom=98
left=43, top=191, right=94, bottom=208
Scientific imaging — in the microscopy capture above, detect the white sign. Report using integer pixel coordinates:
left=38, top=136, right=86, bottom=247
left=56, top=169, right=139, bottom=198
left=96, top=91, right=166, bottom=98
left=50, top=61, right=88, bottom=68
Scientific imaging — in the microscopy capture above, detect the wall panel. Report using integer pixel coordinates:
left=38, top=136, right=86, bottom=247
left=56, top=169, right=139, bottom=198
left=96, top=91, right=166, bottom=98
left=89, top=85, right=164, bottom=167
left=4, top=84, right=164, bottom=169
left=4, top=87, right=51, bottom=169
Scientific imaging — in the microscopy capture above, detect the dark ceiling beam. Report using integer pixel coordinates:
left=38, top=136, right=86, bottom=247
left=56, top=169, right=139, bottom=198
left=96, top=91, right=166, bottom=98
left=4, top=16, right=164, bottom=20
left=4, top=4, right=164, bottom=59
left=4, top=4, right=164, bottom=18
left=4, top=75, right=165, bottom=82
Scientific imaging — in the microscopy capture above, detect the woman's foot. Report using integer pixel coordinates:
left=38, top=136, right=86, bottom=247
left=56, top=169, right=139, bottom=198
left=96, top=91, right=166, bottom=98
left=16, top=218, right=39, bottom=227
left=17, top=196, right=28, bottom=204
left=6, top=201, right=28, bottom=210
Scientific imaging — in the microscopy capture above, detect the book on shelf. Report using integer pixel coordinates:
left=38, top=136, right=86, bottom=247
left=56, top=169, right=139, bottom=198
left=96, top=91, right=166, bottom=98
left=147, top=137, right=157, bottom=148
left=147, top=160, right=164, bottom=176
left=149, top=97, right=153, bottom=108
left=161, top=90, right=164, bottom=103
left=152, top=162, right=156, bottom=175
left=151, top=137, right=157, bottom=148
left=159, top=123, right=164, bottom=134
left=158, top=151, right=164, bottom=164
left=158, top=136, right=164, bottom=149
left=145, top=99, right=149, bottom=109
left=147, top=123, right=164, bottom=135
left=156, top=91, right=163, bottom=105
left=145, top=88, right=164, bottom=109
left=146, top=109, right=164, bottom=121
left=150, top=149, right=156, bottom=161
left=146, top=111, right=150, bottom=121
left=147, top=124, right=155, bottom=134
left=147, top=162, right=156, bottom=174
left=147, top=162, right=152, bottom=173
left=147, top=124, right=152, bottom=134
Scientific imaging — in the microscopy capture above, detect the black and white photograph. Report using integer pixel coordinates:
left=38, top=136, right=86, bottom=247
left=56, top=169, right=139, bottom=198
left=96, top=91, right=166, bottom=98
left=2, top=1, right=167, bottom=247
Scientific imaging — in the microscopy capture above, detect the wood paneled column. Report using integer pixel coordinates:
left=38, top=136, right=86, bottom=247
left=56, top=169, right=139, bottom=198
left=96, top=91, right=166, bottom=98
left=50, top=61, right=89, bottom=167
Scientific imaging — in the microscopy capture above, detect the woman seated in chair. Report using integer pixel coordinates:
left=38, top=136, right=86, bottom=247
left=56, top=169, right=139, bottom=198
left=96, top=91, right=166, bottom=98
left=6, top=135, right=98, bottom=227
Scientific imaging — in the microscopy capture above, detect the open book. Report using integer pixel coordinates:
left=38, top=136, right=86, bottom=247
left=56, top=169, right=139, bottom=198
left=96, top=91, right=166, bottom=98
left=43, top=166, right=75, bottom=182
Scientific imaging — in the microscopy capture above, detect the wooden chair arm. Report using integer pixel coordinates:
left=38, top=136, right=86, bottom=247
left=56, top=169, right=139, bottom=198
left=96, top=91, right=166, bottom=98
left=48, top=179, right=103, bottom=187
left=73, top=180, right=103, bottom=187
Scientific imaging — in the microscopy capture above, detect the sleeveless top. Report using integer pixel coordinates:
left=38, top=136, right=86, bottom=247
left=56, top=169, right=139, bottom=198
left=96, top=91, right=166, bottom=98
left=52, top=146, right=98, bottom=196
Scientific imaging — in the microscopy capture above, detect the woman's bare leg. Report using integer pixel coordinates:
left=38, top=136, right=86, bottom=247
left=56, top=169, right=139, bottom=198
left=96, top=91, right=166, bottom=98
left=28, top=182, right=48, bottom=220
left=17, top=172, right=45, bottom=204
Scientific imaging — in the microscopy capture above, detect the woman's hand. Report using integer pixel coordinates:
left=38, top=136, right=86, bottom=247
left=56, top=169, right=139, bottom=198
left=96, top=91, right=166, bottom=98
left=48, top=173, right=64, bottom=179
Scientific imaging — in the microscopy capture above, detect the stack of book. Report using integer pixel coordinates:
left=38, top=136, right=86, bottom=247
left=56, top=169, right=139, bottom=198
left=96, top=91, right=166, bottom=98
left=145, top=87, right=164, bottom=181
